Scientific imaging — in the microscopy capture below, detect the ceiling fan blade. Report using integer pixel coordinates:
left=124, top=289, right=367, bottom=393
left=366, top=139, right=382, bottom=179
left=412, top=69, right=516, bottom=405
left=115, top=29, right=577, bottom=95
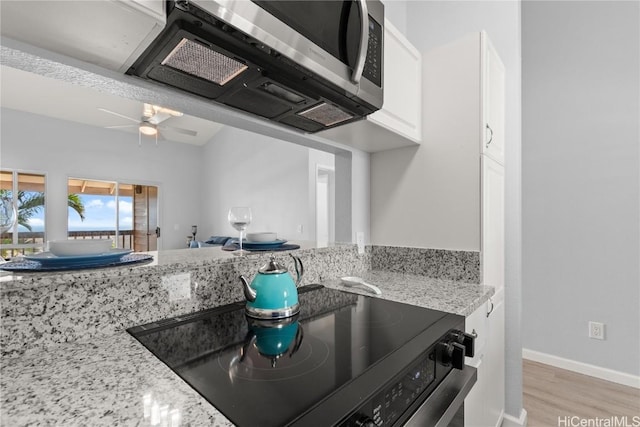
left=105, top=124, right=137, bottom=129
left=147, top=111, right=172, bottom=125
left=158, top=125, right=198, bottom=137
left=98, top=108, right=140, bottom=123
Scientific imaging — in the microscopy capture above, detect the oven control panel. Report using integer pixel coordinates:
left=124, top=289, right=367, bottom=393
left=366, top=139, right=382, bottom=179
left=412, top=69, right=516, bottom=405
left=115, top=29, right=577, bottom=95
left=340, top=327, right=474, bottom=427
left=340, top=350, right=436, bottom=426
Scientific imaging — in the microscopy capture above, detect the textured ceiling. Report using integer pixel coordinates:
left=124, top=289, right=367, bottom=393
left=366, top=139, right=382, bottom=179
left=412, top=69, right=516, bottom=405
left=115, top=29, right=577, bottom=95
left=0, top=65, right=225, bottom=146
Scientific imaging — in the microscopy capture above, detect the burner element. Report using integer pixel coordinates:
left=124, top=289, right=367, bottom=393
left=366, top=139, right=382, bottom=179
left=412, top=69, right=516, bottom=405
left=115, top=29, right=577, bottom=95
left=222, top=332, right=330, bottom=382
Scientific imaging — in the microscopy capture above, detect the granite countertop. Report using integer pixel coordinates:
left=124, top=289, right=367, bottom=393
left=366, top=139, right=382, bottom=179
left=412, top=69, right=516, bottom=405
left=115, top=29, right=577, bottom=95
left=0, top=241, right=330, bottom=290
left=325, top=270, right=494, bottom=316
left=1, top=269, right=493, bottom=426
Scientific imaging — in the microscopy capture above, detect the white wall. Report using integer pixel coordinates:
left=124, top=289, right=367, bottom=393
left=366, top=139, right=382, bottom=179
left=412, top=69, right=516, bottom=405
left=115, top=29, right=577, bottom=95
left=0, top=107, right=355, bottom=250
left=382, top=0, right=407, bottom=35
left=200, top=126, right=326, bottom=242
left=403, top=1, right=524, bottom=419
left=371, top=33, right=482, bottom=251
left=522, top=1, right=640, bottom=377
left=351, top=149, right=371, bottom=243
left=308, top=149, right=336, bottom=243
left=0, top=108, right=202, bottom=250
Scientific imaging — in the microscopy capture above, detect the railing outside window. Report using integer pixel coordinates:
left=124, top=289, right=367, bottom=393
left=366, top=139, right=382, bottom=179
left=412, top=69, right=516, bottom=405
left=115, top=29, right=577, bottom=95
left=1, top=230, right=134, bottom=259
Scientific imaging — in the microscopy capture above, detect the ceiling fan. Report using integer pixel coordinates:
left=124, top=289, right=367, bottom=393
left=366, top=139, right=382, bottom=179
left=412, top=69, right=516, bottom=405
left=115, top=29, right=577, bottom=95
left=99, top=103, right=198, bottom=145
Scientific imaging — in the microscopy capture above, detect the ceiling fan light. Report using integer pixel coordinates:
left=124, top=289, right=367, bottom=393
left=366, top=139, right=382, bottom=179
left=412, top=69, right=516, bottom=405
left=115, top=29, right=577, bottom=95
left=139, top=123, right=157, bottom=136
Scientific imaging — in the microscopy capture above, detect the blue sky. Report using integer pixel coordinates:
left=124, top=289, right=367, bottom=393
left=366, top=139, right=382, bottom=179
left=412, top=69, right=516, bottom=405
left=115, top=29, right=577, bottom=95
left=21, top=194, right=133, bottom=231
left=68, top=195, right=133, bottom=231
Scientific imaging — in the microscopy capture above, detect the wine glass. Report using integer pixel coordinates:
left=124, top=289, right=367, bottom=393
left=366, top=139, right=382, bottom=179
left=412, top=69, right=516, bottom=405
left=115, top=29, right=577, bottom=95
left=0, top=197, right=16, bottom=234
left=228, top=207, right=252, bottom=255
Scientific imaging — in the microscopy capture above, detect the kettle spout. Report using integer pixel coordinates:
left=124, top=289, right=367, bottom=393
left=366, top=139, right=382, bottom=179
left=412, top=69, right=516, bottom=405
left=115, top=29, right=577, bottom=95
left=239, top=275, right=257, bottom=302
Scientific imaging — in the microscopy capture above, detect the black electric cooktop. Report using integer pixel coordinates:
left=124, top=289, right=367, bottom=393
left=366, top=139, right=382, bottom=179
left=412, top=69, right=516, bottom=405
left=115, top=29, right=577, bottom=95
left=128, top=285, right=462, bottom=426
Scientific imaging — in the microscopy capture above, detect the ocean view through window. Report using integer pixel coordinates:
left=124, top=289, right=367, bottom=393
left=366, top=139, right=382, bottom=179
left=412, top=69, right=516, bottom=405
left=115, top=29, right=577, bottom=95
left=67, top=178, right=135, bottom=250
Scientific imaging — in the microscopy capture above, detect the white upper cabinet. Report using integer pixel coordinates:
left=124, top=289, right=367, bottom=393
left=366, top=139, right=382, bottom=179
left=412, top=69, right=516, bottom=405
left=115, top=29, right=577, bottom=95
left=0, top=1, right=165, bottom=72
left=482, top=37, right=506, bottom=165
left=369, top=19, right=422, bottom=144
left=320, top=18, right=422, bottom=152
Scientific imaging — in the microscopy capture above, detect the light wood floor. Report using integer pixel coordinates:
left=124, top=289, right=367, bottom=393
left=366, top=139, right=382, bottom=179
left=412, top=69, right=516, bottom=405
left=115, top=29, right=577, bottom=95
left=523, top=359, right=640, bottom=426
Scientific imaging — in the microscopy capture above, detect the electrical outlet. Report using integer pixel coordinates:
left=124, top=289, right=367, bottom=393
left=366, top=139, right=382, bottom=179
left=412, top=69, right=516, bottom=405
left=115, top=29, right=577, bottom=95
left=297, top=224, right=304, bottom=234
left=589, top=321, right=605, bottom=340
left=162, top=273, right=192, bottom=301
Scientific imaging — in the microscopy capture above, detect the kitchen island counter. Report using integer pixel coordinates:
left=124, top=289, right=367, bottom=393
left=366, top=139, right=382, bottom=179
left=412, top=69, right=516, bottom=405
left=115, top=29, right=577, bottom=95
left=1, top=269, right=493, bottom=426
left=1, top=331, right=232, bottom=426
left=325, top=269, right=494, bottom=316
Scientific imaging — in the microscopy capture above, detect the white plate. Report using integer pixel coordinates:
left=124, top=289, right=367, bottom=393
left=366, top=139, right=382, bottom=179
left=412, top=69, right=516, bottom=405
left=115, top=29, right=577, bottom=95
left=24, top=249, right=133, bottom=267
left=48, top=239, right=113, bottom=256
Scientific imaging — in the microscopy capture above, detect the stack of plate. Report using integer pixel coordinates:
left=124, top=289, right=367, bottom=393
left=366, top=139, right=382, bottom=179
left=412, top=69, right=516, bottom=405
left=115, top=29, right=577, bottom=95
left=244, top=232, right=287, bottom=250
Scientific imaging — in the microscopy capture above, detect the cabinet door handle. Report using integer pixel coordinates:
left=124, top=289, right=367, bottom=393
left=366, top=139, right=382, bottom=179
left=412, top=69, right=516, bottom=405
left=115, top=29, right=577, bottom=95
left=486, top=300, right=494, bottom=318
left=485, top=124, right=494, bottom=148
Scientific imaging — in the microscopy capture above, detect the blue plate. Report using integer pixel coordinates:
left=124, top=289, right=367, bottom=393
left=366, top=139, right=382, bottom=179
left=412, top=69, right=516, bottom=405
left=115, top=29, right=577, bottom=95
left=1, top=252, right=152, bottom=272
left=241, top=239, right=287, bottom=250
left=23, top=249, right=133, bottom=268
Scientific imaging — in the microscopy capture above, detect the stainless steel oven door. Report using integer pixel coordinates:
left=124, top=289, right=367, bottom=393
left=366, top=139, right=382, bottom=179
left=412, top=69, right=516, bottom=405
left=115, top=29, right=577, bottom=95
left=404, top=366, right=477, bottom=427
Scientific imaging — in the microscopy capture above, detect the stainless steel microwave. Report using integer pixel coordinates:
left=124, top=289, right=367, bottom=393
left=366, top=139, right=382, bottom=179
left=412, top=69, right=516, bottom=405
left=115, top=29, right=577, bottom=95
left=127, top=0, right=384, bottom=133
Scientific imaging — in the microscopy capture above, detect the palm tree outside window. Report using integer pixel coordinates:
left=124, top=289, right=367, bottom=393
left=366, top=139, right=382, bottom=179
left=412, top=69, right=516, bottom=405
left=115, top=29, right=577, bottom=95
left=0, top=170, right=85, bottom=258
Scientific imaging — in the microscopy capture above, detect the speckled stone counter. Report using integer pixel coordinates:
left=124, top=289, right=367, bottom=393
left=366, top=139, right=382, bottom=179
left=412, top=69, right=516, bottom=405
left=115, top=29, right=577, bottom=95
left=1, top=244, right=491, bottom=426
left=1, top=243, right=371, bottom=357
left=325, top=270, right=493, bottom=317
left=1, top=333, right=233, bottom=427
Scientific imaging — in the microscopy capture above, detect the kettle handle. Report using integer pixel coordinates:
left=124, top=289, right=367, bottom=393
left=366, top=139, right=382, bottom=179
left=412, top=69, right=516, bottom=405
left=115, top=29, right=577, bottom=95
left=290, top=254, right=304, bottom=287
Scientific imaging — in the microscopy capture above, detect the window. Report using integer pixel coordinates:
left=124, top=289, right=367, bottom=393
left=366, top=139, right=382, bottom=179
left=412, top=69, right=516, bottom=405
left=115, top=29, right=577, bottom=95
left=67, top=178, right=155, bottom=250
left=0, top=170, right=46, bottom=257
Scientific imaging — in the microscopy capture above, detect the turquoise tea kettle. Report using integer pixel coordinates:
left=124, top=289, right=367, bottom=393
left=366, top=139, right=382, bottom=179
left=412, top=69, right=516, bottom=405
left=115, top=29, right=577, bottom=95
left=239, top=254, right=304, bottom=319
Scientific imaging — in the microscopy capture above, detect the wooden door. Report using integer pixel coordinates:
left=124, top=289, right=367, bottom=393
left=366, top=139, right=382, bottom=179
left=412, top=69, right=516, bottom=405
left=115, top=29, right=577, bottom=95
left=133, top=185, right=158, bottom=252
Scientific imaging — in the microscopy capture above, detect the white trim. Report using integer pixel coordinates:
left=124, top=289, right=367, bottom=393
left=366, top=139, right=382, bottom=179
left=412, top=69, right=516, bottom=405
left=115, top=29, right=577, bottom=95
left=523, top=348, right=640, bottom=389
left=502, top=409, right=528, bottom=427
left=314, top=164, right=335, bottom=246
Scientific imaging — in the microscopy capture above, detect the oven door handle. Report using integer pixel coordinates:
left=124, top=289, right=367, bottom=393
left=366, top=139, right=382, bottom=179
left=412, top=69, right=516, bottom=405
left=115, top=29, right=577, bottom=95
left=403, top=366, right=477, bottom=427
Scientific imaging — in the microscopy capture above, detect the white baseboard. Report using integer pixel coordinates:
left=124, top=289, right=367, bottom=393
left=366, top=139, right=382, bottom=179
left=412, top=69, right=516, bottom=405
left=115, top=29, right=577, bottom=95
left=523, top=348, right=640, bottom=389
left=503, top=409, right=528, bottom=427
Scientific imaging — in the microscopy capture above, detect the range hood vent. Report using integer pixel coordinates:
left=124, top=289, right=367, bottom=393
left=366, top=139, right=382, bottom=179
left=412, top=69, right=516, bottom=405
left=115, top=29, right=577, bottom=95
left=298, top=103, right=355, bottom=127
left=161, top=38, right=248, bottom=86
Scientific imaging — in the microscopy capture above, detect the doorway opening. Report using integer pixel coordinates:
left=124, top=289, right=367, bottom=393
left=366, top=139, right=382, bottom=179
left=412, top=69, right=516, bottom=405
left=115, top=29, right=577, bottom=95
left=315, top=166, right=335, bottom=247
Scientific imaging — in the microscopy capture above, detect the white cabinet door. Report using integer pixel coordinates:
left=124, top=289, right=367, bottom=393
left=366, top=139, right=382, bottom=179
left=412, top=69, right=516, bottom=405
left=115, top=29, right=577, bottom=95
left=320, top=19, right=421, bottom=152
left=0, top=1, right=165, bottom=73
left=482, top=36, right=506, bottom=165
left=368, top=19, right=422, bottom=143
left=465, top=303, right=491, bottom=427
left=482, top=155, right=505, bottom=292
left=465, top=292, right=505, bottom=427
left=485, top=289, right=505, bottom=427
